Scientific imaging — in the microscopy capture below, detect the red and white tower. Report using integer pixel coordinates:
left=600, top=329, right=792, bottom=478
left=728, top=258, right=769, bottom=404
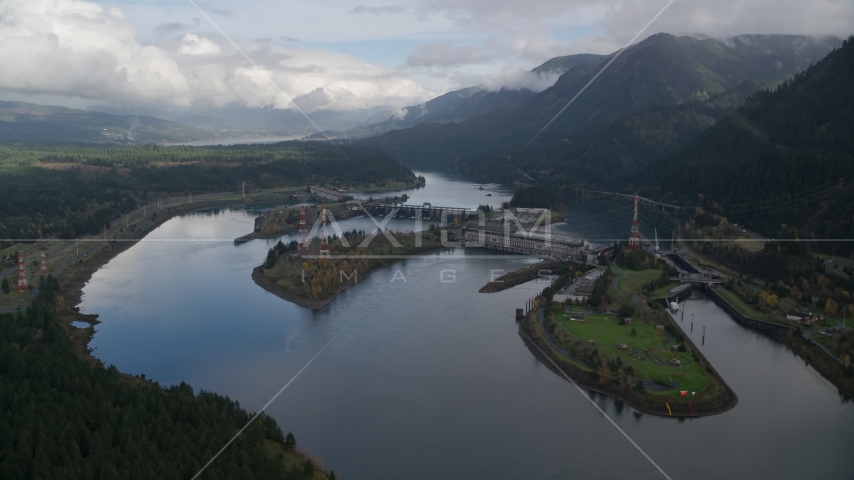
left=628, top=195, right=641, bottom=251
left=297, top=205, right=309, bottom=257
left=16, top=251, right=29, bottom=294
left=318, top=205, right=331, bottom=262
left=40, top=250, right=48, bottom=274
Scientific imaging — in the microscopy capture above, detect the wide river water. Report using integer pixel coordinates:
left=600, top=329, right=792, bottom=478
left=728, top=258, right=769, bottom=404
left=81, top=172, right=854, bottom=479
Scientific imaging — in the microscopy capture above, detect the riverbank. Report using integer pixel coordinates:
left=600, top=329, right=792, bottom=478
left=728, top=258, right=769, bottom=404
left=519, top=306, right=739, bottom=417
left=774, top=329, right=854, bottom=398
left=47, top=196, right=341, bottom=479
left=234, top=204, right=360, bottom=244
left=479, top=260, right=560, bottom=293
left=253, top=234, right=448, bottom=310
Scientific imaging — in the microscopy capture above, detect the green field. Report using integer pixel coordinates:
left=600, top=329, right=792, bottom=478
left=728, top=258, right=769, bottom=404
left=554, top=311, right=711, bottom=395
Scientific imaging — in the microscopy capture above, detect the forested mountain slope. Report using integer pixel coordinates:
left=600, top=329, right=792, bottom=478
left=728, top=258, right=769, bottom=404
left=640, top=36, right=854, bottom=243
left=0, top=102, right=209, bottom=145
left=357, top=33, right=838, bottom=171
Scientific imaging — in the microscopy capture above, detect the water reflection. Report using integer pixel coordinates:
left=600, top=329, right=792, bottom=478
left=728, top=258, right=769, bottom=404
left=80, top=192, right=854, bottom=480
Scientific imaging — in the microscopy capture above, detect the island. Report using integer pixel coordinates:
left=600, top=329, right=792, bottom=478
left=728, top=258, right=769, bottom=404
left=253, top=224, right=449, bottom=309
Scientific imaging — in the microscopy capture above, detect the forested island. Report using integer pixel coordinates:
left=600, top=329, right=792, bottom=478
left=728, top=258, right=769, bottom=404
left=254, top=227, right=448, bottom=310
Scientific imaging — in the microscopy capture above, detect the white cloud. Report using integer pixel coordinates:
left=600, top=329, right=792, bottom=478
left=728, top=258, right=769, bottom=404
left=351, top=4, right=408, bottom=15
left=0, top=0, right=192, bottom=104
left=0, top=0, right=436, bottom=111
left=406, top=42, right=496, bottom=68
left=178, top=33, right=221, bottom=55
left=0, top=0, right=850, bottom=113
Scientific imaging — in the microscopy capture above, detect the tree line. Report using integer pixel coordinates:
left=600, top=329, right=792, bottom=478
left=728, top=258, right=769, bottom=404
left=0, top=277, right=333, bottom=479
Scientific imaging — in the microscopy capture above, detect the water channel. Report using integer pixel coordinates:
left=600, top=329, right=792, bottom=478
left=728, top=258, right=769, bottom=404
left=80, top=172, right=854, bottom=479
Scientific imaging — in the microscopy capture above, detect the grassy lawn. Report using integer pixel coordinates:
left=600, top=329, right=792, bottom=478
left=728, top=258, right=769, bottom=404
left=649, top=282, right=682, bottom=298
left=554, top=312, right=711, bottom=396
left=726, top=238, right=765, bottom=252
left=813, top=252, right=854, bottom=268
left=714, top=286, right=769, bottom=321
left=613, top=268, right=664, bottom=295
left=0, top=243, right=30, bottom=259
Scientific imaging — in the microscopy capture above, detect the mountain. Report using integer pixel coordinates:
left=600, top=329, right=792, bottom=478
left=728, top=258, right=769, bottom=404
left=356, top=33, right=839, bottom=172
left=459, top=78, right=764, bottom=187
left=531, top=53, right=606, bottom=75
left=326, top=53, right=607, bottom=140
left=330, top=86, right=539, bottom=139
left=639, top=35, right=854, bottom=241
left=0, top=101, right=211, bottom=144
left=86, top=105, right=233, bottom=130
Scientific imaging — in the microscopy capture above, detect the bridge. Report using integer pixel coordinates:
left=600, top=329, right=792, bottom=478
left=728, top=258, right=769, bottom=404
left=588, top=190, right=681, bottom=213
left=670, top=272, right=723, bottom=286
left=357, top=202, right=471, bottom=226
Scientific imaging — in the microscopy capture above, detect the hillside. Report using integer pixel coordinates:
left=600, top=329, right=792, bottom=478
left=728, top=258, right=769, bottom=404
left=357, top=33, right=838, bottom=171
left=329, top=87, right=538, bottom=139
left=328, top=53, right=607, bottom=140
left=0, top=101, right=211, bottom=145
left=458, top=78, right=763, bottom=188
left=0, top=141, right=417, bottom=241
left=641, top=36, right=854, bottom=246
left=531, top=53, right=606, bottom=75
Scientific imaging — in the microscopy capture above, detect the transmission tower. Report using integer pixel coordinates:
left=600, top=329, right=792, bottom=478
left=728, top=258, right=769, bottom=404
left=628, top=195, right=641, bottom=251
left=319, top=205, right=331, bottom=262
left=298, top=205, right=309, bottom=257
left=16, top=251, right=29, bottom=294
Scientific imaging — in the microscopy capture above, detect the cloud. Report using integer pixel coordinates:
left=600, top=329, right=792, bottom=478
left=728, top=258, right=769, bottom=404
left=154, top=18, right=202, bottom=36
left=178, top=33, right=221, bottom=55
left=155, top=22, right=192, bottom=35
left=197, top=2, right=232, bottom=17
left=351, top=4, right=408, bottom=15
left=292, top=87, right=332, bottom=111
left=280, top=36, right=300, bottom=43
left=406, top=37, right=510, bottom=68
left=406, top=42, right=496, bottom=68
left=0, top=0, right=192, bottom=104
left=0, top=0, right=435, bottom=111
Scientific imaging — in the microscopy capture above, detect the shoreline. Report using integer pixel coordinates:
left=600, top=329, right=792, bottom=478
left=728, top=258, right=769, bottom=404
left=479, top=260, right=559, bottom=293
left=773, top=330, right=854, bottom=398
left=519, top=309, right=739, bottom=418
left=252, top=245, right=448, bottom=311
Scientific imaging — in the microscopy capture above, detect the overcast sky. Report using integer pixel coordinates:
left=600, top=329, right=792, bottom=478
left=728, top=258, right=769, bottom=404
left=0, top=0, right=851, bottom=112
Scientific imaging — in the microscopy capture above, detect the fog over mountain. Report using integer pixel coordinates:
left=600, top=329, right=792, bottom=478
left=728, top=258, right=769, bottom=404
left=1, top=0, right=850, bottom=126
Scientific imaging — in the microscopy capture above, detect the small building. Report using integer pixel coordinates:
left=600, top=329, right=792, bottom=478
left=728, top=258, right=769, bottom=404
left=670, top=358, right=682, bottom=366
left=671, top=344, right=682, bottom=351
left=617, top=343, right=628, bottom=350
left=623, top=317, right=632, bottom=325
left=655, top=325, right=664, bottom=335
left=588, top=340, right=596, bottom=346
left=787, top=309, right=812, bottom=321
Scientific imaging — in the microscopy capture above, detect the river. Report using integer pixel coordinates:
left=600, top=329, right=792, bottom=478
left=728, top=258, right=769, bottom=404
left=80, top=173, right=854, bottom=479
